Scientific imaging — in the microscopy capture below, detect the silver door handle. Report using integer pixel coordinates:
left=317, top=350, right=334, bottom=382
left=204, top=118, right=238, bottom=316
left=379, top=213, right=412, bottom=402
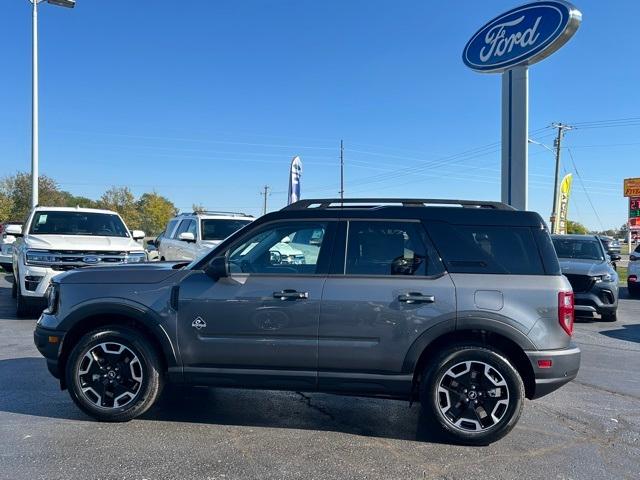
left=398, top=293, right=435, bottom=304
left=273, top=289, right=309, bottom=300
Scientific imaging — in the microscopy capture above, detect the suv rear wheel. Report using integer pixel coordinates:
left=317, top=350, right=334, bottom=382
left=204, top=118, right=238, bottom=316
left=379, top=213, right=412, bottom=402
left=66, top=326, right=163, bottom=422
left=420, top=345, right=525, bottom=445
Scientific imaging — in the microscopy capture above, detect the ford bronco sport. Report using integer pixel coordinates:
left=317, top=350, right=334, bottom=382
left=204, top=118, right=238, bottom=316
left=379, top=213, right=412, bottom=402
left=34, top=198, right=580, bottom=445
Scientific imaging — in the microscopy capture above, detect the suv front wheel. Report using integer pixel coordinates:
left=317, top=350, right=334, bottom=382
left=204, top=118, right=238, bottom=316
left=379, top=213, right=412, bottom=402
left=420, top=345, right=525, bottom=445
left=66, top=326, right=163, bottom=422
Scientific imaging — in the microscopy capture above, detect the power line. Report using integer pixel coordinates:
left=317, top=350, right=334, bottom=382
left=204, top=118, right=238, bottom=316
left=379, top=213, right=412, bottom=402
left=566, top=148, right=605, bottom=231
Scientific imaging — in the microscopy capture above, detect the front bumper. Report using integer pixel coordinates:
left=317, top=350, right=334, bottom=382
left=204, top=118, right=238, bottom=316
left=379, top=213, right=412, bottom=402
left=17, top=265, right=62, bottom=298
left=525, top=344, right=581, bottom=399
left=574, top=283, right=618, bottom=315
left=34, top=323, right=65, bottom=379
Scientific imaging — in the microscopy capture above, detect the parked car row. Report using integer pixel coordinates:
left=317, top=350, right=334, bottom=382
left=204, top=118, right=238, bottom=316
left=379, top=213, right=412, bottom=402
left=8, top=197, right=637, bottom=444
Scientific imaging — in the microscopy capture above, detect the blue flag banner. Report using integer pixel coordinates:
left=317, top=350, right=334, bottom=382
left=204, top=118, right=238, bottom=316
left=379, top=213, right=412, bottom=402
left=287, top=156, right=302, bottom=205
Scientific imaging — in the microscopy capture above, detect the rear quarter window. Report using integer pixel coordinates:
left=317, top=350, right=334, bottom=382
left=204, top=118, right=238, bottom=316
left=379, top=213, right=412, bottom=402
left=426, top=222, right=547, bottom=275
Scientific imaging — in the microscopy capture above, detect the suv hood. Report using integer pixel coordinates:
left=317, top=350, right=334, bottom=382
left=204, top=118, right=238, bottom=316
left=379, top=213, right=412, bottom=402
left=25, top=234, right=142, bottom=251
left=558, top=258, right=610, bottom=276
left=56, top=262, right=187, bottom=284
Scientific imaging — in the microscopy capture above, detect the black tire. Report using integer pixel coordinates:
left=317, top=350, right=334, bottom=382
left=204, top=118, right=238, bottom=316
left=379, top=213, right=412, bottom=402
left=420, top=345, right=525, bottom=446
left=65, top=326, right=164, bottom=422
left=15, top=274, right=32, bottom=318
left=11, top=274, right=17, bottom=299
left=628, top=283, right=640, bottom=299
left=601, top=311, right=617, bottom=322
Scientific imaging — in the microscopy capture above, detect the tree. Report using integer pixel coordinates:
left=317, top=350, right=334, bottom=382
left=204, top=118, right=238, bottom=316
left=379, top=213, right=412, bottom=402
left=0, top=172, right=68, bottom=222
left=192, top=203, right=206, bottom=214
left=98, top=186, right=141, bottom=229
left=137, top=192, right=178, bottom=236
left=566, top=220, right=589, bottom=235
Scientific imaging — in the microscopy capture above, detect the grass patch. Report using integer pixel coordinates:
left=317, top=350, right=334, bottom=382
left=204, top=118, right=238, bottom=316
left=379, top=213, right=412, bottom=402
left=618, top=265, right=628, bottom=286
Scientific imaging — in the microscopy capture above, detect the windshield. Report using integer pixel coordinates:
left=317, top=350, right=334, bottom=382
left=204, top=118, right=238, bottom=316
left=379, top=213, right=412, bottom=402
left=29, top=211, right=129, bottom=237
left=552, top=238, right=604, bottom=261
left=201, top=219, right=252, bottom=241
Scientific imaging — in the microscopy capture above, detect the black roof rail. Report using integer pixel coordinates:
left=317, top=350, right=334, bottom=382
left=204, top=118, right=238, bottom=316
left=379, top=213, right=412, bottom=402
left=283, top=198, right=515, bottom=211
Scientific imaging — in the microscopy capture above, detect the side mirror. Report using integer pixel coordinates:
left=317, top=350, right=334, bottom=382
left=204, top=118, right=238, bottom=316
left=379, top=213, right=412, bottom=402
left=270, top=250, right=282, bottom=265
left=610, top=254, right=621, bottom=262
left=179, top=232, right=195, bottom=243
left=5, top=225, right=22, bottom=237
left=146, top=239, right=157, bottom=248
left=631, top=254, right=638, bottom=262
left=131, top=230, right=145, bottom=240
left=205, top=256, right=228, bottom=279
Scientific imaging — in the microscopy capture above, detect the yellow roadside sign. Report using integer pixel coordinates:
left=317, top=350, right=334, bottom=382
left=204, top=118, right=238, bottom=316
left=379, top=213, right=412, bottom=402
left=624, top=178, right=640, bottom=197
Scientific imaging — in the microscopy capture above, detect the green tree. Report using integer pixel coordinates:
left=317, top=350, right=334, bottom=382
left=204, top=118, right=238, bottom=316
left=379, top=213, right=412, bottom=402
left=98, top=186, right=141, bottom=229
left=0, top=172, right=68, bottom=222
left=137, top=192, right=178, bottom=236
left=566, top=220, right=589, bottom=234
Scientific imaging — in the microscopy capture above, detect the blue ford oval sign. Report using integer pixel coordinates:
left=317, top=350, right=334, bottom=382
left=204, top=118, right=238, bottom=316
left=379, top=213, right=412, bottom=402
left=463, top=0, right=581, bottom=73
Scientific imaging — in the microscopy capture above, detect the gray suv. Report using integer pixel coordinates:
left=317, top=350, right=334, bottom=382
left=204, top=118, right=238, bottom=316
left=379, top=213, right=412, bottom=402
left=34, top=198, right=580, bottom=445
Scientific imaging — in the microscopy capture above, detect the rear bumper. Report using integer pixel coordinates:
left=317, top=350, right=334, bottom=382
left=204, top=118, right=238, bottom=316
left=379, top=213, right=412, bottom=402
left=525, top=344, right=581, bottom=399
left=33, top=324, right=65, bottom=379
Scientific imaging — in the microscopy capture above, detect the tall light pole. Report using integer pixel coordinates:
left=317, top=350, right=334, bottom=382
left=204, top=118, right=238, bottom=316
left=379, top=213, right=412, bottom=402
left=30, top=0, right=75, bottom=209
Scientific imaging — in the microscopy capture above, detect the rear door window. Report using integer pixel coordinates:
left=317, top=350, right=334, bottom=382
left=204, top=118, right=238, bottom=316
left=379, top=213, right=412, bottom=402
left=427, top=223, right=545, bottom=275
left=345, top=221, right=443, bottom=276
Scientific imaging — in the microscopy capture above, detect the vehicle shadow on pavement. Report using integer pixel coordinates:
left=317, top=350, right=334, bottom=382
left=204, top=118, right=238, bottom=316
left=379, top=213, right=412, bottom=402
left=0, top=357, right=448, bottom=444
left=600, top=324, right=640, bottom=344
left=0, top=357, right=88, bottom=421
left=145, top=386, right=449, bottom=444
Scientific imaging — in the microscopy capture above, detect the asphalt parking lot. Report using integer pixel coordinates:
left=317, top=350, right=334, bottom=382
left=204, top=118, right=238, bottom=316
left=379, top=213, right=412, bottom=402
left=0, top=272, right=638, bottom=480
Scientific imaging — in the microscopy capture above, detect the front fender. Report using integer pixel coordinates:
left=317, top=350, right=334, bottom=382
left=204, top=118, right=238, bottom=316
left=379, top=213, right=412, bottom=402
left=60, top=298, right=178, bottom=368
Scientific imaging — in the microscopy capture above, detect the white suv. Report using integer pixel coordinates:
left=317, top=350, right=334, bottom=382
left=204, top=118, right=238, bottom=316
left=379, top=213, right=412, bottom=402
left=10, top=206, right=147, bottom=316
left=158, top=211, right=254, bottom=262
left=0, top=221, right=22, bottom=272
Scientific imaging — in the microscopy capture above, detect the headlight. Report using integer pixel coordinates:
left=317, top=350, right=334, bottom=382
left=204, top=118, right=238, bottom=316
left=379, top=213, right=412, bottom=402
left=594, top=273, right=614, bottom=283
left=44, top=283, right=59, bottom=314
left=25, top=249, right=58, bottom=266
left=124, top=251, right=147, bottom=263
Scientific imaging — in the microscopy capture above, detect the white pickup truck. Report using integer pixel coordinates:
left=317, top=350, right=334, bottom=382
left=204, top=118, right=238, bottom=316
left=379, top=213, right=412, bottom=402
left=9, top=206, right=147, bottom=317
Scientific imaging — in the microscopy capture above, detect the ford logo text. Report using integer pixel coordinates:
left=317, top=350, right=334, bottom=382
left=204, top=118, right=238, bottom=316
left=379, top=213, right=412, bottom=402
left=463, top=1, right=581, bottom=73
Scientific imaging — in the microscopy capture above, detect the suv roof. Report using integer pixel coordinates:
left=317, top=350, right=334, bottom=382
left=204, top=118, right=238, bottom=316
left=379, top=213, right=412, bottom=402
left=174, top=211, right=254, bottom=219
left=32, top=206, right=121, bottom=216
left=263, top=198, right=546, bottom=228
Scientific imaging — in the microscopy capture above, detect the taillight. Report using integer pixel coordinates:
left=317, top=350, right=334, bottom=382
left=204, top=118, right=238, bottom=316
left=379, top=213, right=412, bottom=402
left=558, top=291, right=574, bottom=336
left=629, top=275, right=638, bottom=283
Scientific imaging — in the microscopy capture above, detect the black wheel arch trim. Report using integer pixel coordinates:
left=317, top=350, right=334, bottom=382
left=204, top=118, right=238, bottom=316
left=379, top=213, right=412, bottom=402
left=59, top=298, right=178, bottom=369
left=402, top=312, right=536, bottom=374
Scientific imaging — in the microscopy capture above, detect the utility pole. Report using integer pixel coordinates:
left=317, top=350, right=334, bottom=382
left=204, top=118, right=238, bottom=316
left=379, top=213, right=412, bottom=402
left=339, top=140, right=344, bottom=201
left=261, top=185, right=270, bottom=215
left=550, top=123, right=572, bottom=233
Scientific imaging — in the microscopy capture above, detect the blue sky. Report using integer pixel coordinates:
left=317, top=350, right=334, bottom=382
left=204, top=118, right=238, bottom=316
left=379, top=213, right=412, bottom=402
left=0, top=0, right=638, bottom=229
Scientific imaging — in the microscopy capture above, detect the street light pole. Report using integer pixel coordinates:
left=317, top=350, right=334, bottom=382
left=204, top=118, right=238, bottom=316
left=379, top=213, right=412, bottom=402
left=29, top=0, right=75, bottom=209
left=31, top=0, right=39, bottom=208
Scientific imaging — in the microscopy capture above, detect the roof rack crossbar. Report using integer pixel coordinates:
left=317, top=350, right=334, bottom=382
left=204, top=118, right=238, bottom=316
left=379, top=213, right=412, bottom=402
left=283, top=198, right=515, bottom=211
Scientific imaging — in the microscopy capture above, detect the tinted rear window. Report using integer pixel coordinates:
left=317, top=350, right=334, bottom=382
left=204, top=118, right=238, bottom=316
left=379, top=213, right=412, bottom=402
left=427, top=222, right=546, bottom=275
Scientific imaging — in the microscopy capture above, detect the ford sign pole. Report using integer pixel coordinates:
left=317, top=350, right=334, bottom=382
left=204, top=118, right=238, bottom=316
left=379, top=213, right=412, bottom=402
left=463, top=1, right=581, bottom=212
left=501, top=65, right=528, bottom=210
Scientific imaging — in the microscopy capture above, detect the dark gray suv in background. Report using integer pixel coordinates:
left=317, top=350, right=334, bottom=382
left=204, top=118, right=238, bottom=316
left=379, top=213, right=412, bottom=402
left=34, top=199, right=580, bottom=445
left=552, top=234, right=619, bottom=322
